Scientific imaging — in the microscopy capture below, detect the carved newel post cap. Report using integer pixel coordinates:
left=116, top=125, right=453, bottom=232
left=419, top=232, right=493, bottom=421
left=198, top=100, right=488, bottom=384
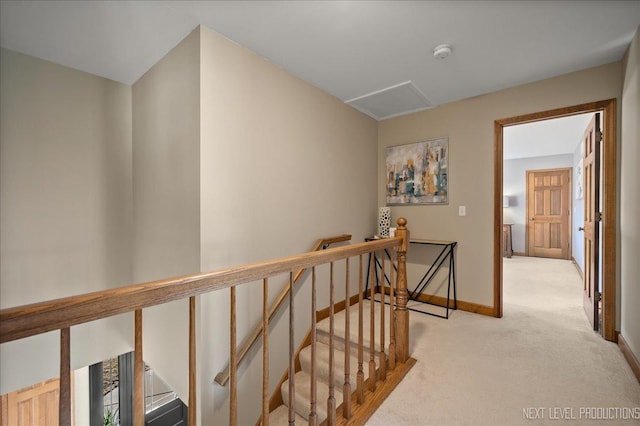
left=397, top=217, right=407, bottom=228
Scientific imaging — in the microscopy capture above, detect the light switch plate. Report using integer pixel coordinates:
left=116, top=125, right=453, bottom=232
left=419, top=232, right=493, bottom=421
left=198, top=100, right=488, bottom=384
left=458, top=206, right=466, bottom=216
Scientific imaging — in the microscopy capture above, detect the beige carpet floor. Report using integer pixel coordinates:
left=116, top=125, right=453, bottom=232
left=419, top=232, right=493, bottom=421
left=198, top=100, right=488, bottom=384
left=367, top=256, right=640, bottom=425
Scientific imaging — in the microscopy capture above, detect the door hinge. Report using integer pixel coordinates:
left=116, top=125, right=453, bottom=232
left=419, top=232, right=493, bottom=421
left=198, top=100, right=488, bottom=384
left=596, top=212, right=603, bottom=222
left=595, top=291, right=602, bottom=303
left=596, top=130, right=603, bottom=143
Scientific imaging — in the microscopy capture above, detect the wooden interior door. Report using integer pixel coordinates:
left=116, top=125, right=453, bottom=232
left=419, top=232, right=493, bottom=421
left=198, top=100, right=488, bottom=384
left=526, top=168, right=571, bottom=259
left=1, top=378, right=60, bottom=426
left=583, top=114, right=601, bottom=330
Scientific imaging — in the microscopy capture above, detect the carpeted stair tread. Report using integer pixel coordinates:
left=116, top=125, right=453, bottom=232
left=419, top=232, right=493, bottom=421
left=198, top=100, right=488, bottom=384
left=276, top=299, right=394, bottom=423
left=299, top=340, right=377, bottom=389
left=268, top=405, right=307, bottom=425
left=316, top=299, right=392, bottom=353
left=280, top=370, right=344, bottom=424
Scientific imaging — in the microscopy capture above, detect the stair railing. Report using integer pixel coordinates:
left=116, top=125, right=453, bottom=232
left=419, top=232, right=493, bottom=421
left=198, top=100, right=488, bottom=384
left=0, top=219, right=409, bottom=426
left=214, top=234, right=352, bottom=386
left=264, top=218, right=411, bottom=425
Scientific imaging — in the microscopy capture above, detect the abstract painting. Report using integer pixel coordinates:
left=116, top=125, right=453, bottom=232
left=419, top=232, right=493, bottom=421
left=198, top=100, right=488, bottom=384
left=385, top=138, right=448, bottom=205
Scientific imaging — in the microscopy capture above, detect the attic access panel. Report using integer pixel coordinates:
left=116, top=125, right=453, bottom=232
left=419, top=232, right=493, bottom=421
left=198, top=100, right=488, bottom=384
left=345, top=81, right=432, bottom=120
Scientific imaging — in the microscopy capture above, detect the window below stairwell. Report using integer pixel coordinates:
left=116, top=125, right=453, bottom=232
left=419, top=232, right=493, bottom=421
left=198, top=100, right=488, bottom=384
left=88, top=352, right=183, bottom=426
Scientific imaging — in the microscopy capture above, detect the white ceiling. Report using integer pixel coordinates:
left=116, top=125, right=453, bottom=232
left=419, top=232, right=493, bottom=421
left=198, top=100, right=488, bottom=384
left=504, top=113, right=594, bottom=160
left=1, top=1, right=639, bottom=119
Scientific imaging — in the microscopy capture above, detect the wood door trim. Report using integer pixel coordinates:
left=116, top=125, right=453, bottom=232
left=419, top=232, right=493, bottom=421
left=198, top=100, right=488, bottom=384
left=493, top=99, right=617, bottom=344
left=524, top=167, right=572, bottom=260
left=602, top=102, right=617, bottom=342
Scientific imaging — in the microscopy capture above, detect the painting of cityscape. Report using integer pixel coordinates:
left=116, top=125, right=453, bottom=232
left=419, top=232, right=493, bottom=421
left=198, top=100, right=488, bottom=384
left=385, top=138, right=448, bottom=205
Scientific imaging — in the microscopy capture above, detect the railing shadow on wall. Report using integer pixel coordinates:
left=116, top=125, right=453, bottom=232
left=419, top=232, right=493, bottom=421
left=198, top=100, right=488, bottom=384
left=0, top=219, right=410, bottom=426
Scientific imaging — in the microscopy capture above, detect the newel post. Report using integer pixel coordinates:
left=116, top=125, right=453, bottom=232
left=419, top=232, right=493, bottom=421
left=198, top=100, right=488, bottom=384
left=394, top=218, right=410, bottom=363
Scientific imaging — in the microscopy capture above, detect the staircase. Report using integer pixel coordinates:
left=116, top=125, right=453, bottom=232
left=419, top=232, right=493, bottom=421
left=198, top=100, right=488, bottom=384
left=268, top=298, right=414, bottom=425
left=1, top=219, right=412, bottom=426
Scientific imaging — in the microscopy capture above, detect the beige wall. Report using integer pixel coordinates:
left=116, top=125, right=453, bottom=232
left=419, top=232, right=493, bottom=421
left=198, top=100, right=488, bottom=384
left=378, top=62, right=622, bottom=307
left=199, top=26, right=377, bottom=425
left=0, top=23, right=377, bottom=419
left=0, top=48, right=133, bottom=394
left=132, top=28, right=201, bottom=403
left=620, top=27, right=640, bottom=359
left=128, top=25, right=377, bottom=423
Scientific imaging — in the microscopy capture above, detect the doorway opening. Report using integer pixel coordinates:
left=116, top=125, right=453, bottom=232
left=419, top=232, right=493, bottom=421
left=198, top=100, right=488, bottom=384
left=493, top=99, right=617, bottom=342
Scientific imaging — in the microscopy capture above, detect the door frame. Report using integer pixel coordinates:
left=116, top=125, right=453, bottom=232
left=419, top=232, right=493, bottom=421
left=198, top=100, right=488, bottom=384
left=493, top=99, right=617, bottom=342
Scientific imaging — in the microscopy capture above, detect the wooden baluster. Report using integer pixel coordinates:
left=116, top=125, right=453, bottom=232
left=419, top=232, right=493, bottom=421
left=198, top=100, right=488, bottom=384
left=189, top=297, right=197, bottom=426
left=230, top=287, right=237, bottom=426
left=342, top=258, right=352, bottom=420
left=288, top=272, right=295, bottom=426
left=309, top=268, right=317, bottom=426
left=59, top=327, right=71, bottom=426
left=379, top=257, right=387, bottom=382
left=263, top=279, right=270, bottom=426
left=388, top=252, right=396, bottom=371
left=395, top=218, right=410, bottom=363
left=134, top=309, right=144, bottom=426
left=327, top=262, right=336, bottom=426
left=357, top=255, right=365, bottom=404
left=369, top=251, right=376, bottom=392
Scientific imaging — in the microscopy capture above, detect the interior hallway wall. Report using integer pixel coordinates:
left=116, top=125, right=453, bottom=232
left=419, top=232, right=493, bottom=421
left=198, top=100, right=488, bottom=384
left=0, top=48, right=133, bottom=394
left=620, top=26, right=640, bottom=364
left=199, top=25, right=378, bottom=425
left=378, top=62, right=622, bottom=309
left=132, top=28, right=201, bottom=404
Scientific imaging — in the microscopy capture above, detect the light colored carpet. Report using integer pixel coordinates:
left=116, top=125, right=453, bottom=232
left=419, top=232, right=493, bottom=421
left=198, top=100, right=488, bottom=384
left=367, top=256, right=640, bottom=425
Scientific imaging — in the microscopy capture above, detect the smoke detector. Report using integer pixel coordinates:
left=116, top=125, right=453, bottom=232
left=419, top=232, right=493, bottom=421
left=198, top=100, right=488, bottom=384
left=433, top=44, right=452, bottom=59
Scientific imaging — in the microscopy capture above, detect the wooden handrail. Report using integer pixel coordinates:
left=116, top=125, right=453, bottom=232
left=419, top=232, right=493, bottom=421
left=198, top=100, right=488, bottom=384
left=214, top=234, right=351, bottom=386
left=0, top=235, right=401, bottom=345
